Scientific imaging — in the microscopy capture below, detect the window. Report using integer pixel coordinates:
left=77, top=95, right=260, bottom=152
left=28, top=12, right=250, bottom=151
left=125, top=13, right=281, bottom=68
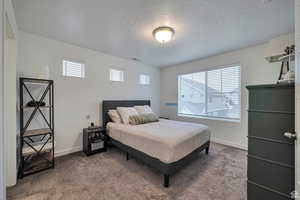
left=139, top=74, right=150, bottom=85
left=178, top=65, right=241, bottom=121
left=62, top=59, right=85, bottom=78
left=109, top=69, right=124, bottom=82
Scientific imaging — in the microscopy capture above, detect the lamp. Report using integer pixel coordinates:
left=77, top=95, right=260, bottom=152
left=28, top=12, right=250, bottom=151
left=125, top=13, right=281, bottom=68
left=265, top=33, right=295, bottom=83
left=265, top=34, right=295, bottom=63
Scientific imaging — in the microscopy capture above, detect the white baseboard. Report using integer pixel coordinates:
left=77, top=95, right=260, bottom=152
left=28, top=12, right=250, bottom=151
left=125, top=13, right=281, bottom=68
left=55, top=146, right=82, bottom=157
left=211, top=137, right=248, bottom=151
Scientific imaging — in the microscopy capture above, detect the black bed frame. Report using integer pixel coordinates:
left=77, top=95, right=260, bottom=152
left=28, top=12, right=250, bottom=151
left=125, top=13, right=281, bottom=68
left=102, top=100, right=210, bottom=187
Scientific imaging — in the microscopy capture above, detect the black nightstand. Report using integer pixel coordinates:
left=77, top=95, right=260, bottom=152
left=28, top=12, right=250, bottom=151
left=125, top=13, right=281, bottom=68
left=159, top=117, right=169, bottom=120
left=83, top=127, right=107, bottom=156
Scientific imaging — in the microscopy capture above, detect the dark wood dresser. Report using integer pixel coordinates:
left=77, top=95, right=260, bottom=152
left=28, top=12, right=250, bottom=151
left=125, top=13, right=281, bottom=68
left=246, top=84, right=295, bottom=200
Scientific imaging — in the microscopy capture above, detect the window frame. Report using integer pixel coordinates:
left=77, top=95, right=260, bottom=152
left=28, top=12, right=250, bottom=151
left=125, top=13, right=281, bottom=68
left=177, top=64, right=241, bottom=122
left=62, top=59, right=85, bottom=79
left=109, top=68, right=125, bottom=82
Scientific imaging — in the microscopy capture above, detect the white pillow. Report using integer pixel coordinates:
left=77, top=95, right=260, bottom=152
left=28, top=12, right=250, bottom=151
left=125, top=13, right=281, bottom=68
left=116, top=107, right=139, bottom=124
left=108, top=109, right=122, bottom=123
left=134, top=105, right=154, bottom=115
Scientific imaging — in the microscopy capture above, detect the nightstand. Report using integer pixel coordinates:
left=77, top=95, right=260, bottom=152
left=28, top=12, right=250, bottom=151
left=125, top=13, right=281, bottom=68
left=159, top=117, right=169, bottom=120
left=83, top=127, right=107, bottom=156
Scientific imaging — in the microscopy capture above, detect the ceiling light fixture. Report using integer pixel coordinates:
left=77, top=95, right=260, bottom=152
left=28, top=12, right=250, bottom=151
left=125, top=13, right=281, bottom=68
left=153, top=26, right=175, bottom=44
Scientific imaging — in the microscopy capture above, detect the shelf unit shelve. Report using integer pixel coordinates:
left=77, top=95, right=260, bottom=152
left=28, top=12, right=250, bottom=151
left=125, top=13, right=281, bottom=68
left=19, top=77, right=54, bottom=178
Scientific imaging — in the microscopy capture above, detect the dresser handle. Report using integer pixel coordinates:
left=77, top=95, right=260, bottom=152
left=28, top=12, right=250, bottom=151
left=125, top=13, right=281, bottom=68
left=284, top=132, right=297, bottom=140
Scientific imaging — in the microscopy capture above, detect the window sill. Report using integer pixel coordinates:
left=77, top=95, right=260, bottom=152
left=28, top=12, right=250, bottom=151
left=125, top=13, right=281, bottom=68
left=62, top=75, right=85, bottom=79
left=177, top=114, right=241, bottom=123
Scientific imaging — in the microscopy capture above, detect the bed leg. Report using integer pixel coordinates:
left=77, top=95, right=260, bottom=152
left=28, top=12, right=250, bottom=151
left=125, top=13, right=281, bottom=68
left=164, top=174, right=169, bottom=187
left=126, top=152, right=129, bottom=160
left=205, top=145, right=210, bottom=155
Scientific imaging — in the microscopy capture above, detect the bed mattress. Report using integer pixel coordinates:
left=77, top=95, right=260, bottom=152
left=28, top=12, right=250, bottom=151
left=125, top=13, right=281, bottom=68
left=107, top=119, right=211, bottom=164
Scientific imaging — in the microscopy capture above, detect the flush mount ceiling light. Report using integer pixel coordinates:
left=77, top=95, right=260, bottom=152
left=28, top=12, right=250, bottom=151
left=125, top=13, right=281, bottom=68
left=153, top=26, right=175, bottom=44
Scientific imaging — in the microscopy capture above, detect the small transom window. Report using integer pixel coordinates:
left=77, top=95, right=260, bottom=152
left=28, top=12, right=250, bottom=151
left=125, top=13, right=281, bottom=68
left=109, top=69, right=124, bottom=82
left=139, top=74, right=150, bottom=85
left=62, top=59, right=85, bottom=78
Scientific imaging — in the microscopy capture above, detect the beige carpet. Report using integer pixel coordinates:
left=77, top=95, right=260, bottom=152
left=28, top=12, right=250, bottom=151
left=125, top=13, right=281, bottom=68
left=7, top=143, right=247, bottom=200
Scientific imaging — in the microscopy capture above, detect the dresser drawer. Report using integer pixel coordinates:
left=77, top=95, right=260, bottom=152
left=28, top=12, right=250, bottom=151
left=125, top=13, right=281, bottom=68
left=248, top=112, right=294, bottom=143
left=248, top=138, right=294, bottom=167
left=248, top=157, right=294, bottom=195
left=248, top=87, right=294, bottom=112
left=248, top=181, right=291, bottom=200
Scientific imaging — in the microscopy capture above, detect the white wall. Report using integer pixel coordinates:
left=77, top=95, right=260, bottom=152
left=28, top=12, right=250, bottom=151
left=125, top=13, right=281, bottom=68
left=160, top=40, right=290, bottom=150
left=296, top=1, right=300, bottom=83
left=0, top=0, right=5, bottom=197
left=295, top=0, right=300, bottom=197
left=4, top=0, right=17, bottom=188
left=17, top=31, right=160, bottom=156
left=4, top=22, right=17, bottom=187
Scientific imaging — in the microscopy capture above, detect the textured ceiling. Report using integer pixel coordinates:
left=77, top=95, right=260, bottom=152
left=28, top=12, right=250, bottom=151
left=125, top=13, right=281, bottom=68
left=12, top=0, right=294, bottom=67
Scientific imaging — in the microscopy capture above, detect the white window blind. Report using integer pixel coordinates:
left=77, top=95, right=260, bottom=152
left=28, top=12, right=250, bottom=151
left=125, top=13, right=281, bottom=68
left=178, top=65, right=241, bottom=120
left=109, top=69, right=124, bottom=82
left=62, top=60, right=85, bottom=78
left=139, top=74, right=150, bottom=85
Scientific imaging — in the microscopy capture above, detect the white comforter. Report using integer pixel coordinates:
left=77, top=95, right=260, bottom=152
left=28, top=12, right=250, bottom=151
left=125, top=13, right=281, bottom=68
left=107, top=119, right=211, bottom=164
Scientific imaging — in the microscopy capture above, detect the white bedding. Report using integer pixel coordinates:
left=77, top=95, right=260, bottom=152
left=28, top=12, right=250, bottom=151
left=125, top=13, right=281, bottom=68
left=107, top=119, right=211, bottom=164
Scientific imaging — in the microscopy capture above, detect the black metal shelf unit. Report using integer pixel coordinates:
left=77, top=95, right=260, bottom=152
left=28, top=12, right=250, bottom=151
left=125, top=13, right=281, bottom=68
left=19, top=77, right=54, bottom=178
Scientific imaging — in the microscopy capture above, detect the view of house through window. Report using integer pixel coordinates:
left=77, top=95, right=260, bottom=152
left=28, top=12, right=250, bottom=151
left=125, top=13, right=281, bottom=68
left=178, top=65, right=241, bottom=120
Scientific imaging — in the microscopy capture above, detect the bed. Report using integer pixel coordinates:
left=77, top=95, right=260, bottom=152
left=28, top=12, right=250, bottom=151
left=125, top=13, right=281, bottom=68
left=102, top=100, right=211, bottom=187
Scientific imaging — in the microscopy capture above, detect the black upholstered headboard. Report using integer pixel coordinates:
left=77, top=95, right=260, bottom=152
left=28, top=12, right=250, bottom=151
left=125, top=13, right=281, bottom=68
left=102, top=100, right=151, bottom=128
